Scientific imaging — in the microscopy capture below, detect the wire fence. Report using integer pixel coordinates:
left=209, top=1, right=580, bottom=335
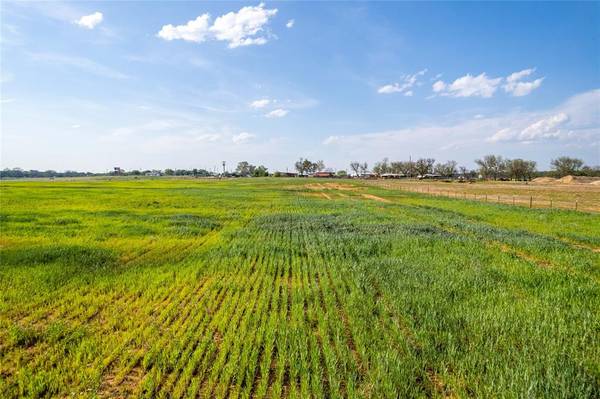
left=367, top=180, right=599, bottom=213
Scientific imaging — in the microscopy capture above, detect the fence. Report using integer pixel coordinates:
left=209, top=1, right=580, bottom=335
left=367, top=180, right=598, bottom=213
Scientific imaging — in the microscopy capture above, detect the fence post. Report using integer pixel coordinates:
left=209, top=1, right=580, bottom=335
left=575, top=200, right=578, bottom=211
left=529, top=196, right=533, bottom=208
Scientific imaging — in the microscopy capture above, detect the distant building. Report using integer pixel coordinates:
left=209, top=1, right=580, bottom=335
left=275, top=171, right=298, bottom=177
left=145, top=170, right=161, bottom=177
left=358, top=172, right=377, bottom=179
left=113, top=167, right=124, bottom=175
left=418, top=173, right=442, bottom=180
left=313, top=171, right=335, bottom=178
left=381, top=173, right=406, bottom=179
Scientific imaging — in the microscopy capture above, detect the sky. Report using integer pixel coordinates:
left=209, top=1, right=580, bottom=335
left=1, top=1, right=599, bottom=173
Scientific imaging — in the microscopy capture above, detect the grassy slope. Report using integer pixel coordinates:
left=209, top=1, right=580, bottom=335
left=0, top=178, right=598, bottom=398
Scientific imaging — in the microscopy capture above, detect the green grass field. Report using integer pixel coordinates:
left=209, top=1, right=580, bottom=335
left=0, top=178, right=598, bottom=398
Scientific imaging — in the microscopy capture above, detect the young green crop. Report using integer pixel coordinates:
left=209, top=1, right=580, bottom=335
left=0, top=178, right=598, bottom=398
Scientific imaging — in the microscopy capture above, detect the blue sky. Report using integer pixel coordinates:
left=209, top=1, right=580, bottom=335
left=1, top=1, right=599, bottom=172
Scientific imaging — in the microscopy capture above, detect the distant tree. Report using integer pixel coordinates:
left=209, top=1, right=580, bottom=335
left=236, top=161, right=257, bottom=177
left=397, top=161, right=415, bottom=177
left=459, top=166, right=468, bottom=177
left=506, top=159, right=537, bottom=181
left=550, top=156, right=584, bottom=177
left=414, top=158, right=435, bottom=176
left=475, top=155, right=506, bottom=180
left=252, top=165, right=269, bottom=177
left=349, top=162, right=361, bottom=176
left=164, top=168, right=175, bottom=176
left=336, top=170, right=348, bottom=177
left=295, top=158, right=324, bottom=175
left=294, top=158, right=306, bottom=175
left=580, top=165, right=600, bottom=177
left=434, top=160, right=458, bottom=177
left=373, top=158, right=391, bottom=175
left=390, top=161, right=402, bottom=174
left=359, top=162, right=369, bottom=175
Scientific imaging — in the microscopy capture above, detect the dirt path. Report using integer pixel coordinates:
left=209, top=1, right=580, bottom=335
left=362, top=194, right=391, bottom=203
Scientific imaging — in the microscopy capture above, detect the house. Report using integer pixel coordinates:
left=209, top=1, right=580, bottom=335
left=417, top=173, right=442, bottom=180
left=313, top=171, right=335, bottom=178
left=145, top=170, right=161, bottom=177
left=380, top=173, right=406, bottom=179
left=358, top=172, right=377, bottom=179
left=274, top=171, right=298, bottom=177
left=113, top=167, right=124, bottom=175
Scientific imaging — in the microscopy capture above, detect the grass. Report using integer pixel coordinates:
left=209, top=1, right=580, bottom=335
left=366, top=179, right=600, bottom=212
left=0, top=177, right=598, bottom=398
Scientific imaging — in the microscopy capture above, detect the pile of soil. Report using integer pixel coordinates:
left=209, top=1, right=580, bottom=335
left=557, top=175, right=600, bottom=184
left=532, top=175, right=600, bottom=185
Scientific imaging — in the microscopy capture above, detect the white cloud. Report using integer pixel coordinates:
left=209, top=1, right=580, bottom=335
left=432, top=80, right=446, bottom=93
left=503, top=68, right=544, bottom=96
left=520, top=113, right=568, bottom=140
left=489, top=113, right=569, bottom=142
left=75, top=12, right=103, bottom=29
left=250, top=98, right=271, bottom=108
left=286, top=19, right=295, bottom=28
left=157, top=3, right=278, bottom=48
left=434, top=68, right=544, bottom=98
left=506, top=68, right=535, bottom=83
left=71, top=124, right=81, bottom=129
left=434, top=73, right=502, bottom=98
left=508, top=79, right=544, bottom=97
left=210, top=3, right=278, bottom=48
left=377, top=84, right=402, bottom=94
left=323, top=135, right=340, bottom=145
left=232, top=132, right=256, bottom=144
left=265, top=108, right=289, bottom=118
left=404, top=90, right=413, bottom=97
left=378, top=69, right=427, bottom=95
left=157, top=14, right=211, bottom=42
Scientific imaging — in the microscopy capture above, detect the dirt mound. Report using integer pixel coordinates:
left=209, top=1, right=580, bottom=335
left=557, top=175, right=600, bottom=184
left=532, top=177, right=556, bottom=184
left=558, top=175, right=576, bottom=184
left=531, top=175, right=600, bottom=185
left=591, top=180, right=600, bottom=186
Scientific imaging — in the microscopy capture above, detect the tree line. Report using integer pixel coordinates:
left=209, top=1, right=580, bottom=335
left=347, top=155, right=598, bottom=180
left=1, top=155, right=597, bottom=179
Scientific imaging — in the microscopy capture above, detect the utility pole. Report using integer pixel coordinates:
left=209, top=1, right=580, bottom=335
left=222, top=161, right=226, bottom=175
